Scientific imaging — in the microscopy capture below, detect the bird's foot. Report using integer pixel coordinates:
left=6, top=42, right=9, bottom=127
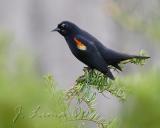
left=83, top=67, right=94, bottom=76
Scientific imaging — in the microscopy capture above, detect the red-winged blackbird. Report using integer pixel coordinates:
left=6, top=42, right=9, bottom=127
left=52, top=21, right=150, bottom=80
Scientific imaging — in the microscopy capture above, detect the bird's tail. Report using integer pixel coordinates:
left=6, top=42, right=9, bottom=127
left=130, top=55, right=150, bottom=60
left=110, top=54, right=150, bottom=71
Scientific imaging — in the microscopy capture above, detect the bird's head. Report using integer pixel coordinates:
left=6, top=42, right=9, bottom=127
left=52, top=21, right=80, bottom=37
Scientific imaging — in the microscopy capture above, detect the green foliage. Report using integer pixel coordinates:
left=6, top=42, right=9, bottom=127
left=120, top=50, right=149, bottom=66
left=66, top=68, right=127, bottom=101
left=119, top=70, right=160, bottom=128
left=65, top=68, right=126, bottom=128
left=65, top=49, right=149, bottom=128
left=0, top=32, right=156, bottom=128
left=0, top=34, right=78, bottom=128
left=65, top=69, right=123, bottom=128
left=66, top=108, right=108, bottom=128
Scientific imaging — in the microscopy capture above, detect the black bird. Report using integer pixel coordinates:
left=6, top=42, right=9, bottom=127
left=52, top=21, right=150, bottom=80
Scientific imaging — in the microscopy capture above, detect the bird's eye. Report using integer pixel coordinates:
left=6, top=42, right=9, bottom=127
left=61, top=23, right=66, bottom=28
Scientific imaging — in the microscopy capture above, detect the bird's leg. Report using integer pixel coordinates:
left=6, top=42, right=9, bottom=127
left=78, top=67, right=92, bottom=82
left=113, top=68, right=119, bottom=73
left=84, top=66, right=94, bottom=75
left=108, top=66, right=119, bottom=73
left=83, top=66, right=94, bottom=84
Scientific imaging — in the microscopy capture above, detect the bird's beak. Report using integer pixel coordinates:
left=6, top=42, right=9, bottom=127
left=51, top=27, right=60, bottom=32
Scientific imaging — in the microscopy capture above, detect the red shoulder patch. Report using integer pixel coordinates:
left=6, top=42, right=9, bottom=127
left=74, top=38, right=87, bottom=50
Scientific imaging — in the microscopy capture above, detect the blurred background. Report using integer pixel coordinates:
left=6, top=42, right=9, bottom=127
left=0, top=0, right=160, bottom=128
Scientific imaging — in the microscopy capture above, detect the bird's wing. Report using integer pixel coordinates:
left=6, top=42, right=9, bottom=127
left=94, top=42, right=134, bottom=64
left=75, top=35, right=115, bottom=80
left=79, top=30, right=132, bottom=64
